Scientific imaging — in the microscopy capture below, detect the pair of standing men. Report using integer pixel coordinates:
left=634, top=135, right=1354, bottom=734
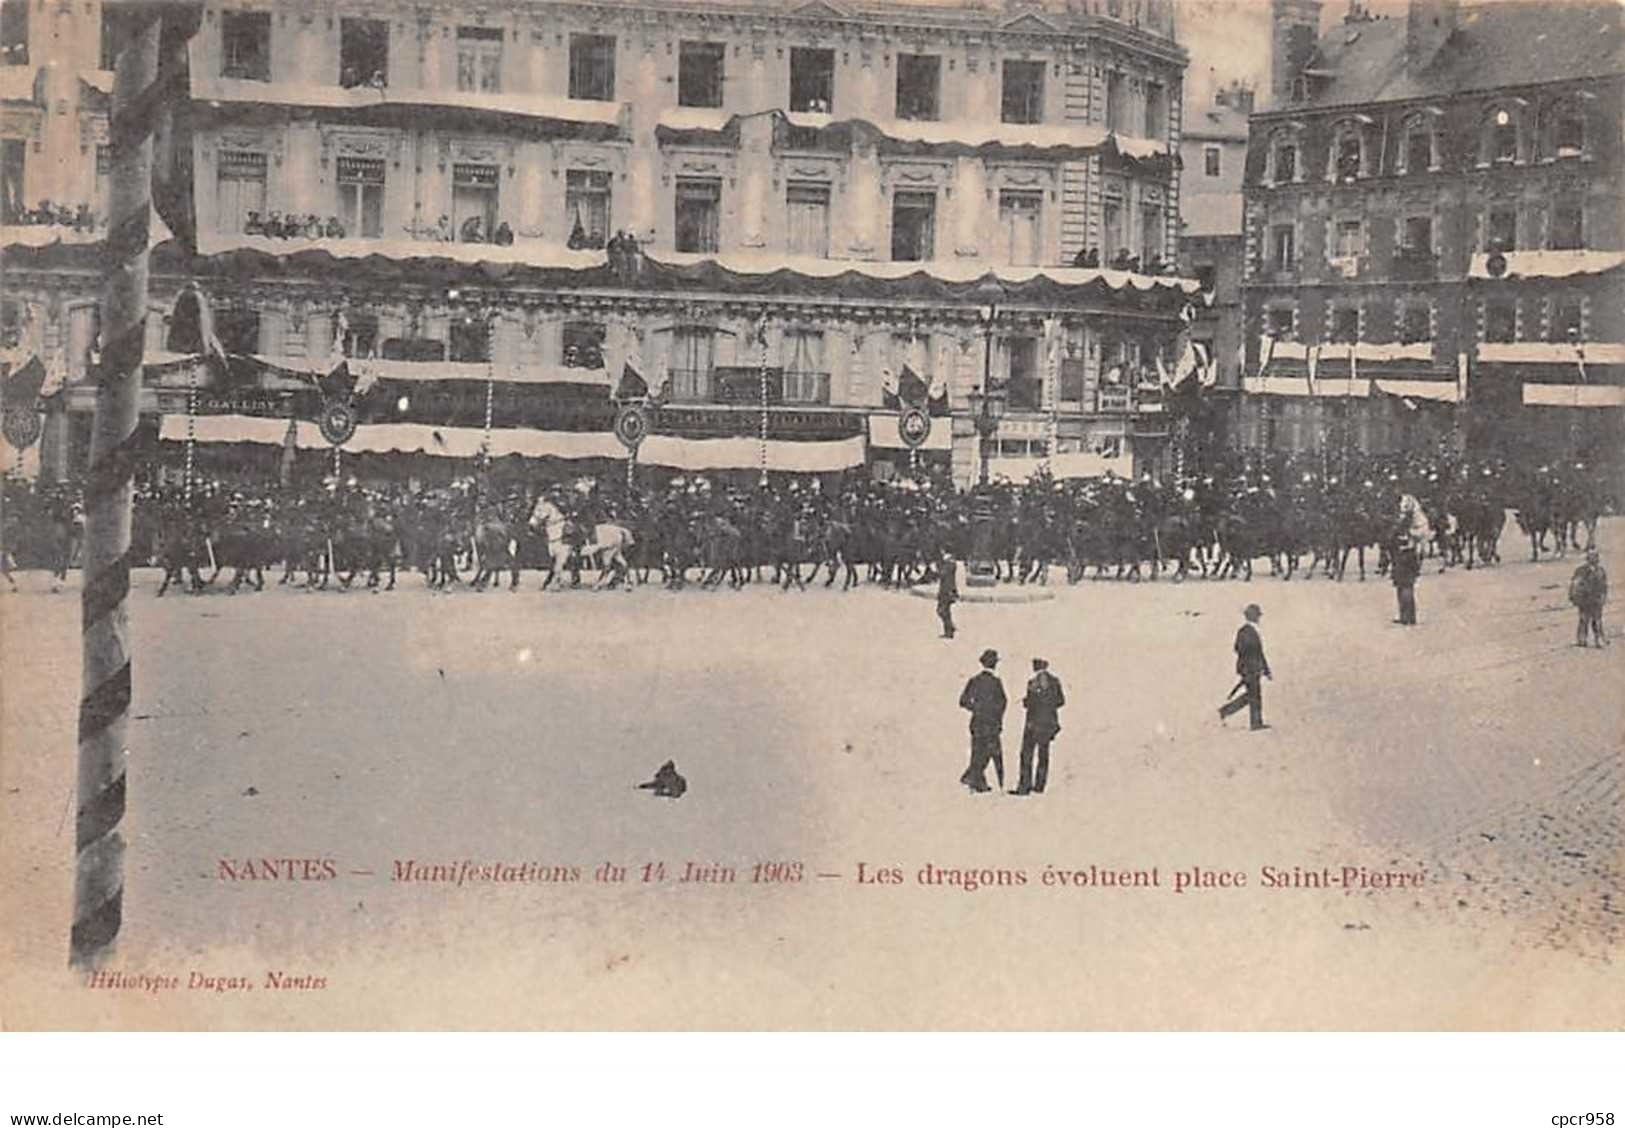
left=958, top=650, right=1065, bottom=795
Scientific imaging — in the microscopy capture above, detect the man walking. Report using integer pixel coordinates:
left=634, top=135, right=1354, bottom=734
left=1569, top=547, right=1609, bottom=648
left=936, top=550, right=958, bottom=638
left=1014, top=658, right=1065, bottom=795
left=958, top=648, right=1006, bottom=793
left=1218, top=603, right=1270, bottom=731
left=1391, top=533, right=1421, bottom=626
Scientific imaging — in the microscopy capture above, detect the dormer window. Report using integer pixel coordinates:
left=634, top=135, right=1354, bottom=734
left=1549, top=99, right=1584, bottom=157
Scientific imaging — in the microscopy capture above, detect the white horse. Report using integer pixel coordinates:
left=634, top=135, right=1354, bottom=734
left=527, top=496, right=635, bottom=590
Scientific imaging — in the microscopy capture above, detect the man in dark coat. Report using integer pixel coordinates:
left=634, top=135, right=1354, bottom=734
left=936, top=551, right=959, bottom=638
left=958, top=648, right=1006, bottom=793
left=1014, top=658, right=1065, bottom=795
left=1391, top=534, right=1421, bottom=625
left=1218, top=603, right=1270, bottom=731
left=1569, top=547, right=1609, bottom=647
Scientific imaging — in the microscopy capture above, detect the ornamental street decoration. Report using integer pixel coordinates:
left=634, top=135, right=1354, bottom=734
left=318, top=398, right=358, bottom=447
left=1485, top=251, right=1509, bottom=278
left=898, top=406, right=932, bottom=450
left=2, top=405, right=42, bottom=449
left=614, top=403, right=650, bottom=451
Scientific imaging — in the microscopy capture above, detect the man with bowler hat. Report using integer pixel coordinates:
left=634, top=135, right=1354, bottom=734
left=937, top=550, right=959, bottom=638
left=1391, top=532, right=1421, bottom=626
left=1218, top=604, right=1270, bottom=731
left=1014, top=658, right=1065, bottom=795
left=958, top=649, right=1006, bottom=792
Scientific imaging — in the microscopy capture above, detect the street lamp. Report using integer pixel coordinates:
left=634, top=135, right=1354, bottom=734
left=971, top=276, right=1008, bottom=488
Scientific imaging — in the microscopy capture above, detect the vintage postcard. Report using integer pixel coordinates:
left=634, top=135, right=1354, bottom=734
left=0, top=0, right=1620, bottom=1031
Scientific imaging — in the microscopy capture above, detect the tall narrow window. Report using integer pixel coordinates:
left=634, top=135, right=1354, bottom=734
left=569, top=34, right=616, bottom=101
left=221, top=11, right=271, bottom=81
left=1484, top=301, right=1516, bottom=343
left=561, top=321, right=606, bottom=369
left=100, top=5, right=139, bottom=72
left=677, top=41, right=724, bottom=108
left=782, top=330, right=829, bottom=404
left=785, top=181, right=830, bottom=258
left=448, top=317, right=489, bottom=363
left=890, top=190, right=935, bottom=262
left=789, top=47, right=834, bottom=113
left=1002, top=59, right=1045, bottom=124
left=452, top=163, right=498, bottom=243
left=1333, top=128, right=1363, bottom=181
left=336, top=157, right=384, bottom=238
left=1101, top=195, right=1123, bottom=262
left=669, top=327, right=715, bottom=402
left=340, top=18, right=388, bottom=88
left=1001, top=335, right=1041, bottom=410
left=1140, top=202, right=1163, bottom=266
left=1, top=0, right=27, bottom=66
left=1329, top=307, right=1360, bottom=344
left=1401, top=214, right=1432, bottom=255
left=1271, top=224, right=1295, bottom=271
left=214, top=307, right=261, bottom=355
left=674, top=178, right=721, bottom=254
left=565, top=170, right=611, bottom=248
left=1203, top=145, right=1220, bottom=177
left=216, top=150, right=266, bottom=234
left=94, top=145, right=111, bottom=226
left=1488, top=107, right=1518, bottom=162
left=1486, top=206, right=1517, bottom=252
left=457, top=26, right=503, bottom=93
left=1404, top=118, right=1433, bottom=173
left=1267, top=306, right=1295, bottom=340
left=1551, top=101, right=1584, bottom=156
left=1105, top=71, right=1124, bottom=132
left=1398, top=302, right=1432, bottom=344
left=341, top=313, right=378, bottom=358
left=1333, top=219, right=1362, bottom=259
left=895, top=53, right=940, bottom=121
left=1274, top=141, right=1297, bottom=183
left=1549, top=298, right=1584, bottom=343
left=1143, top=81, right=1165, bottom=139
left=1550, top=199, right=1583, bottom=251
left=999, top=190, right=1042, bottom=267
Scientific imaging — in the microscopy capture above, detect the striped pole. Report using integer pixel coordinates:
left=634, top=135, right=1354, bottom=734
left=72, top=11, right=161, bottom=967
left=758, top=334, right=769, bottom=487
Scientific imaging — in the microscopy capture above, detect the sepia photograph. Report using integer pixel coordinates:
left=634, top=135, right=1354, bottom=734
left=0, top=0, right=1620, bottom=1033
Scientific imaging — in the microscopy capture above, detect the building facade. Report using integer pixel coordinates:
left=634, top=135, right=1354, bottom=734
left=1239, top=0, right=1624, bottom=468
left=2, top=0, right=1203, bottom=488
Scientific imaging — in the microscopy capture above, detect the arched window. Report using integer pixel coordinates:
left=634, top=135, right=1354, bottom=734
left=1400, top=112, right=1437, bottom=174
left=1268, top=127, right=1300, bottom=185
left=1547, top=98, right=1585, bottom=158
left=1482, top=104, right=1521, bottom=165
left=1328, top=119, right=1368, bottom=182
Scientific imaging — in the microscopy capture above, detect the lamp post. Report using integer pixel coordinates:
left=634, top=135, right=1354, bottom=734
left=971, top=276, right=1008, bottom=487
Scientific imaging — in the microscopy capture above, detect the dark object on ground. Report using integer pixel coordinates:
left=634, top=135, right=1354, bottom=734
left=637, top=760, right=687, bottom=799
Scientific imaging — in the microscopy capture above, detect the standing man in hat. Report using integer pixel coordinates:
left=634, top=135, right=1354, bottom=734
left=1014, top=658, right=1065, bottom=795
left=1569, top=547, right=1609, bottom=648
left=958, top=649, right=1006, bottom=793
left=936, top=550, right=959, bottom=638
left=1391, top=532, right=1421, bottom=626
left=1218, top=604, right=1271, bottom=731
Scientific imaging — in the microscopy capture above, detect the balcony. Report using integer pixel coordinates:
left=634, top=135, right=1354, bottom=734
left=781, top=370, right=830, bottom=405
left=668, top=367, right=713, bottom=403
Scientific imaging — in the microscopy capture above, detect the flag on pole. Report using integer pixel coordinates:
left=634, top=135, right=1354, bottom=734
left=164, top=281, right=226, bottom=371
left=149, top=3, right=204, bottom=254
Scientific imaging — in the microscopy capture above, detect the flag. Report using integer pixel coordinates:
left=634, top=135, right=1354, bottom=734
left=880, top=366, right=901, bottom=409
left=1195, top=341, right=1216, bottom=388
left=613, top=360, right=649, bottom=401
left=1258, top=333, right=1277, bottom=376
left=1, top=354, right=48, bottom=405
left=1305, top=343, right=1320, bottom=397
left=897, top=364, right=929, bottom=407
left=322, top=359, right=357, bottom=401
left=149, top=3, right=205, bottom=254
left=164, top=280, right=228, bottom=379
left=927, top=369, right=950, bottom=415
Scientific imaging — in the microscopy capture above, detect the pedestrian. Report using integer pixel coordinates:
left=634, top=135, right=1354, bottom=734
left=1391, top=533, right=1420, bottom=626
left=958, top=648, right=1006, bottom=793
left=1014, top=657, right=1065, bottom=795
left=1218, top=603, right=1271, bottom=731
left=1569, top=547, right=1609, bottom=648
left=936, top=550, right=959, bottom=639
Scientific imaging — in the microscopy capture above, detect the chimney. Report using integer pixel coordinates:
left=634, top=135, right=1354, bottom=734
left=1406, top=0, right=1460, bottom=69
left=1270, top=0, right=1324, bottom=108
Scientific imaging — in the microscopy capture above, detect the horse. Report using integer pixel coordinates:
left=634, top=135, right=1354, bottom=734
left=531, top=496, right=635, bottom=590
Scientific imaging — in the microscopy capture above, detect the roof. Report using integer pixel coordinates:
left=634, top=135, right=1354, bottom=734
left=1183, top=102, right=1251, bottom=141
left=1271, top=1, right=1624, bottom=112
left=1179, top=192, right=1244, bottom=238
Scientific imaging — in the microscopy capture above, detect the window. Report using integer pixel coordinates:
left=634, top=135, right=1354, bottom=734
left=100, top=5, right=140, bottom=72
left=1487, top=107, right=1518, bottom=163
left=561, top=321, right=606, bottom=370
left=336, top=157, right=383, bottom=238
left=1333, top=127, right=1363, bottom=181
left=1398, top=302, right=1432, bottom=344
left=457, top=26, right=503, bottom=93
left=1486, top=207, right=1517, bottom=253
left=789, top=47, right=834, bottom=113
left=1203, top=145, right=1220, bottom=177
left=1267, top=307, right=1295, bottom=339
left=1329, top=307, right=1360, bottom=344
left=1550, top=200, right=1583, bottom=250
left=669, top=326, right=715, bottom=401
left=380, top=337, right=444, bottom=362
left=340, top=18, right=388, bottom=89
left=94, top=145, right=111, bottom=226
left=1140, top=203, right=1163, bottom=266
left=781, top=330, right=829, bottom=404
left=569, top=34, right=616, bottom=101
left=785, top=181, right=830, bottom=257
left=1403, top=118, right=1434, bottom=173
left=895, top=53, right=940, bottom=121
left=1143, top=82, right=1165, bottom=139
left=214, top=307, right=261, bottom=355
left=221, top=11, right=271, bottom=81
left=1105, top=71, right=1124, bottom=132
left=678, top=41, right=724, bottom=108
left=565, top=170, right=611, bottom=248
left=215, top=150, right=266, bottom=234
left=1549, top=298, right=1584, bottom=343
left=1101, top=193, right=1123, bottom=261
left=341, top=313, right=378, bottom=358
left=1000, top=190, right=1042, bottom=267
left=1271, top=224, right=1295, bottom=271
left=448, top=317, right=489, bottom=364
left=1059, top=354, right=1085, bottom=403
left=1484, top=301, right=1516, bottom=343
left=1001, top=335, right=1041, bottom=410
left=1551, top=101, right=1584, bottom=156
left=674, top=177, right=721, bottom=253
left=890, top=190, right=935, bottom=262
left=1273, top=141, right=1297, bottom=183
left=451, top=163, right=499, bottom=243
left=1, top=0, right=26, bottom=66
left=1194, top=263, right=1216, bottom=293
left=1402, top=214, right=1433, bottom=256
left=0, top=137, right=23, bottom=223
left=1001, top=59, right=1045, bottom=124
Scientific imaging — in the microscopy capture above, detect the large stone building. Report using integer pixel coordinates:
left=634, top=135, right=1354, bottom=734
left=1239, top=0, right=1625, bottom=468
left=2, top=0, right=1203, bottom=487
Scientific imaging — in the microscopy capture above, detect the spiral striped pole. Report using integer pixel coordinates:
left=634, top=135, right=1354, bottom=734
left=71, top=11, right=164, bottom=968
